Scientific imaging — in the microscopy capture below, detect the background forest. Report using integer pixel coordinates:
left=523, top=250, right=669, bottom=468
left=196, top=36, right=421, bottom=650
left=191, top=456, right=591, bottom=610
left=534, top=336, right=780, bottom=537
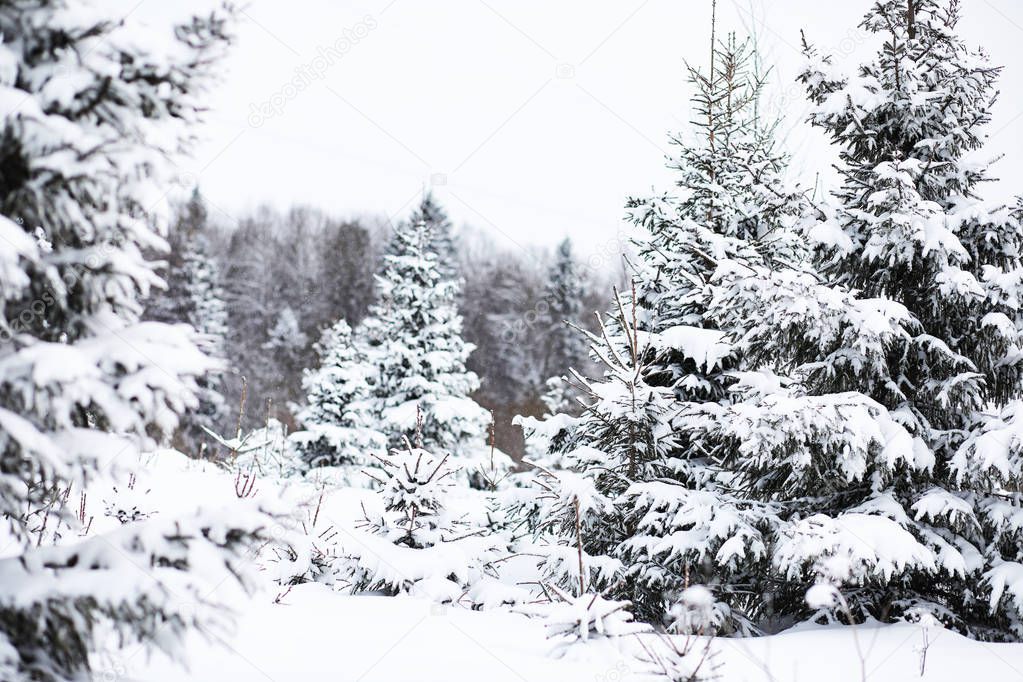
left=146, top=193, right=618, bottom=459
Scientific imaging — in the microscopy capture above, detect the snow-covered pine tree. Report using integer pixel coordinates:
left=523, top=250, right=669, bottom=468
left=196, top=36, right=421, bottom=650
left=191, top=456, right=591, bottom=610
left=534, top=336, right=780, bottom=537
left=0, top=2, right=274, bottom=679
left=519, top=25, right=811, bottom=633
left=290, top=318, right=386, bottom=474
left=147, top=188, right=230, bottom=457
left=263, top=305, right=309, bottom=404
left=409, top=192, right=458, bottom=281
left=626, top=26, right=809, bottom=407
left=568, top=27, right=805, bottom=632
left=541, top=238, right=588, bottom=408
left=361, top=218, right=489, bottom=458
left=526, top=288, right=767, bottom=631
left=339, top=438, right=502, bottom=601
left=710, top=0, right=1023, bottom=637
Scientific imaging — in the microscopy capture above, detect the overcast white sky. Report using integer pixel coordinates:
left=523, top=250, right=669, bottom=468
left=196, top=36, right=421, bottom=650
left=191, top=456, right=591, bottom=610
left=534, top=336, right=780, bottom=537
left=140, top=0, right=1023, bottom=257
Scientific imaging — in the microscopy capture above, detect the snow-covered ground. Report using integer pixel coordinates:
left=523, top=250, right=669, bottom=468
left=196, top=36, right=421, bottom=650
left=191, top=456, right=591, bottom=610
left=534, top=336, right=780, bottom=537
left=122, top=587, right=1023, bottom=682
left=83, top=451, right=1023, bottom=682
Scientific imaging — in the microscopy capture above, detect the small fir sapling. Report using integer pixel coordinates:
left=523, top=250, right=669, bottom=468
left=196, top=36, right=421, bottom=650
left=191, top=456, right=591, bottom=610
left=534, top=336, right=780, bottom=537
left=338, top=427, right=506, bottom=603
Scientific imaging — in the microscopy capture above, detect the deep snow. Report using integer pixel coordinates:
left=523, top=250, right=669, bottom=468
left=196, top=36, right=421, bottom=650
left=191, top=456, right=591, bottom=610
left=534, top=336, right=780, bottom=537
left=72, top=451, right=1023, bottom=682
left=123, top=586, right=1023, bottom=681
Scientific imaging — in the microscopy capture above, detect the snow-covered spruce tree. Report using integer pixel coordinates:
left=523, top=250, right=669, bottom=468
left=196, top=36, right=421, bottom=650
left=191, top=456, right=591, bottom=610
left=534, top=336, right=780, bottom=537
left=521, top=289, right=767, bottom=632
left=615, top=29, right=808, bottom=628
left=339, top=438, right=503, bottom=601
left=542, top=238, right=588, bottom=386
left=706, top=0, right=1023, bottom=637
left=290, top=318, right=386, bottom=474
left=626, top=29, right=810, bottom=407
left=540, top=30, right=806, bottom=632
left=0, top=3, right=274, bottom=680
left=262, top=304, right=308, bottom=402
left=360, top=218, right=489, bottom=458
left=409, top=191, right=458, bottom=282
left=147, top=188, right=230, bottom=457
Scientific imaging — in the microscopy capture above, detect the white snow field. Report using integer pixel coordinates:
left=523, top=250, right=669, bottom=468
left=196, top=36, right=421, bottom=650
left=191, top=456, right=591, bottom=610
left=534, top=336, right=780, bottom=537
left=126, top=587, right=1023, bottom=682
left=120, top=587, right=1023, bottom=682
left=85, top=451, right=1023, bottom=682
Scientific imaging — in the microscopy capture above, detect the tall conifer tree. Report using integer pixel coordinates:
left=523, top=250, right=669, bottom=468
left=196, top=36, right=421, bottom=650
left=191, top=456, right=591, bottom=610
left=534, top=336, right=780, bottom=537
left=779, top=0, right=1023, bottom=636
left=360, top=219, right=489, bottom=458
left=0, top=3, right=271, bottom=678
left=698, top=0, right=1023, bottom=638
left=147, top=189, right=230, bottom=456
left=522, top=23, right=810, bottom=632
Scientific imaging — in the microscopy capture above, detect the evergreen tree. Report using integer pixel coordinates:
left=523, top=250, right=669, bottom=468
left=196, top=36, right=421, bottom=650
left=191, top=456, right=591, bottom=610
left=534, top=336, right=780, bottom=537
left=339, top=439, right=502, bottom=600
left=528, top=293, right=678, bottom=599
left=525, top=291, right=766, bottom=632
left=147, top=189, right=230, bottom=456
left=409, top=192, right=458, bottom=281
left=263, top=305, right=309, bottom=405
left=290, top=319, right=386, bottom=473
left=0, top=2, right=271, bottom=679
left=626, top=29, right=809, bottom=406
left=524, top=28, right=809, bottom=631
left=792, top=0, right=1023, bottom=636
left=541, top=238, right=588, bottom=409
left=618, top=25, right=822, bottom=632
left=361, top=219, right=489, bottom=457
left=703, top=0, right=1023, bottom=638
